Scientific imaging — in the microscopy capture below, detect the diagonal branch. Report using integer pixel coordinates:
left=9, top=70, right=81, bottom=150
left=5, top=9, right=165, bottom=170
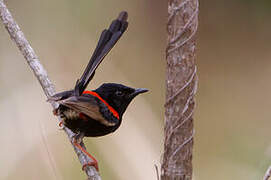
left=0, top=1, right=101, bottom=179
left=264, top=166, right=271, bottom=180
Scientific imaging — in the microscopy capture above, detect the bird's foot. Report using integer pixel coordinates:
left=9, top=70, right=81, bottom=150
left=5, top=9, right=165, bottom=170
left=72, top=133, right=99, bottom=171
left=52, top=109, right=58, bottom=115
left=82, top=161, right=99, bottom=172
left=72, top=132, right=84, bottom=144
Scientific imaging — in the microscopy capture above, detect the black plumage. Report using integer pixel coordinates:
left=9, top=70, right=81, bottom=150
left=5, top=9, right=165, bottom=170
left=48, top=11, right=148, bottom=171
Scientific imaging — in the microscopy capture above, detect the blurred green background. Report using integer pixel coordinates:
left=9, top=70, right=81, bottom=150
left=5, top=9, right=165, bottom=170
left=0, top=0, right=271, bottom=179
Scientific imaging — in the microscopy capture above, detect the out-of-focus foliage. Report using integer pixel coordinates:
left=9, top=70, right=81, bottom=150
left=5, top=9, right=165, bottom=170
left=0, top=0, right=271, bottom=180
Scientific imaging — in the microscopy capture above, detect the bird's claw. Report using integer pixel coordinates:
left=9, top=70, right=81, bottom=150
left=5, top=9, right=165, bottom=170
left=82, top=161, right=99, bottom=172
left=58, top=121, right=64, bottom=130
left=72, top=132, right=84, bottom=144
left=52, top=109, right=58, bottom=115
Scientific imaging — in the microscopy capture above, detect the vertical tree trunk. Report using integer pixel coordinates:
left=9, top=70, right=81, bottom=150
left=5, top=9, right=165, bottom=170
left=161, top=0, right=198, bottom=180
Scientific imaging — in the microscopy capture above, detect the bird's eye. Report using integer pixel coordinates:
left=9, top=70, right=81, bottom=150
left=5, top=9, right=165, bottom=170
left=115, top=91, right=124, bottom=96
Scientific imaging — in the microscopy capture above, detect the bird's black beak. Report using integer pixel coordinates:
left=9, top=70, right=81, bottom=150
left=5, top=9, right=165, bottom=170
left=128, top=88, right=148, bottom=99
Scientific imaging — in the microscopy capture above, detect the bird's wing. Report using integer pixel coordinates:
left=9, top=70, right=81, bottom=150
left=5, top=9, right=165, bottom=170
left=47, top=90, right=74, bottom=102
left=58, top=95, right=118, bottom=126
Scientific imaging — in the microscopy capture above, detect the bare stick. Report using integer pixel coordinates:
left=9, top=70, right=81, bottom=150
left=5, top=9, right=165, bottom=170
left=155, top=164, right=160, bottom=180
left=0, top=1, right=101, bottom=179
left=264, top=166, right=271, bottom=180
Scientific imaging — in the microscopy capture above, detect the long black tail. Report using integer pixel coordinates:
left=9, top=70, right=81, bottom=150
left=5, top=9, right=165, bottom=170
left=74, top=11, right=128, bottom=96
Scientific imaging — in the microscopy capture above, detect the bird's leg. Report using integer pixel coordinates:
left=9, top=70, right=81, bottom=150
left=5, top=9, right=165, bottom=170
left=72, top=132, right=99, bottom=171
left=72, top=132, right=84, bottom=144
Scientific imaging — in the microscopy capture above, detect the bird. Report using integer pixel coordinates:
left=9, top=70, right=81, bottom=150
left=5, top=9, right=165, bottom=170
left=48, top=11, right=148, bottom=171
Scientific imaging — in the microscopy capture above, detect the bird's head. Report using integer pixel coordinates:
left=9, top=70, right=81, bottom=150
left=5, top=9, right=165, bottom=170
left=94, top=83, right=148, bottom=117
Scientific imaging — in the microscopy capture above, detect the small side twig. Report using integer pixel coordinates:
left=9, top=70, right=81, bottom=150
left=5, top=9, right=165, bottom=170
left=155, top=164, right=160, bottom=180
left=264, top=166, right=271, bottom=180
left=0, top=1, right=101, bottom=179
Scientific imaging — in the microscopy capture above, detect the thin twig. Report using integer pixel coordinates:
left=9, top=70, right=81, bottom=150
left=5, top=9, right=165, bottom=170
left=0, top=1, right=101, bottom=179
left=155, top=164, right=160, bottom=180
left=264, top=166, right=271, bottom=180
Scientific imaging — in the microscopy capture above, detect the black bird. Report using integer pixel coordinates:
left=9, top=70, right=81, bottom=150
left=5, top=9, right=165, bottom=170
left=48, top=11, right=148, bottom=171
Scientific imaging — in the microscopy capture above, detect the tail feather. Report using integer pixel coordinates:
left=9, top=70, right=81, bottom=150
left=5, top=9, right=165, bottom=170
left=91, top=30, right=112, bottom=64
left=75, top=11, right=128, bottom=96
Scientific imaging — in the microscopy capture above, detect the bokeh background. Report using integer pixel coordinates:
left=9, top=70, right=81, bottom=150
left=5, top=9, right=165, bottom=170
left=0, top=0, right=271, bottom=179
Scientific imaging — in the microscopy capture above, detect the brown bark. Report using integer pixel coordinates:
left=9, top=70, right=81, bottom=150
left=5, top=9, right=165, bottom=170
left=161, top=0, right=198, bottom=180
